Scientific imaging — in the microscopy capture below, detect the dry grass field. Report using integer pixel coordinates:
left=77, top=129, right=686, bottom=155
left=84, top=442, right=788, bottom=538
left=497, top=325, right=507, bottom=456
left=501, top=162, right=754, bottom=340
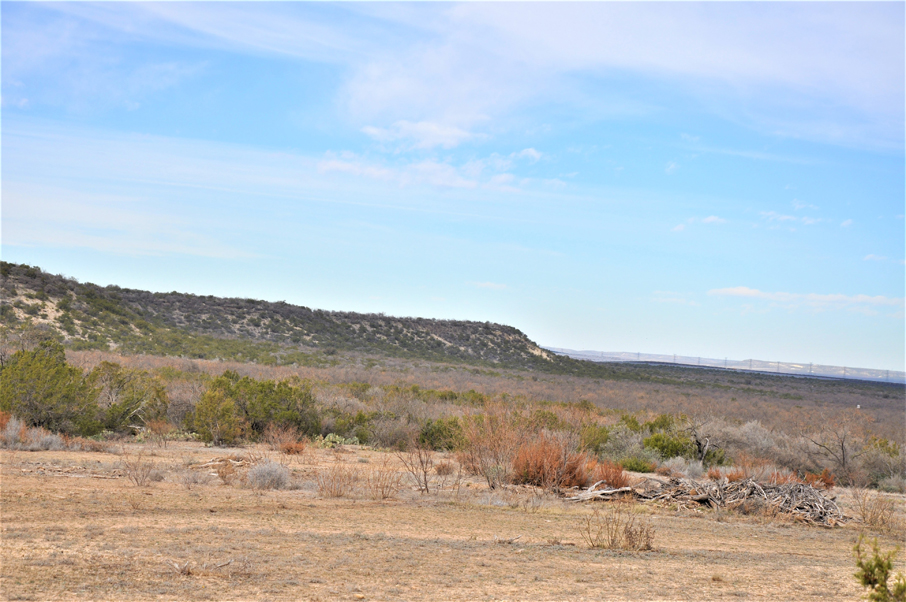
left=3, top=440, right=903, bottom=601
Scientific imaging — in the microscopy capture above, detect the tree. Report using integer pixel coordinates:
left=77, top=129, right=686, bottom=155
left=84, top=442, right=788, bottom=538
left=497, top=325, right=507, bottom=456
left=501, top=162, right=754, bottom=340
left=87, top=361, right=169, bottom=432
left=0, top=341, right=100, bottom=435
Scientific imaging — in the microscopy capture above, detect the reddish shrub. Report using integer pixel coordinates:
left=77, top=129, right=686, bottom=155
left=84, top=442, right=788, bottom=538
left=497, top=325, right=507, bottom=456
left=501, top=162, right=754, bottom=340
left=512, top=434, right=589, bottom=490
left=0, top=411, right=10, bottom=431
left=805, top=468, right=835, bottom=490
left=725, top=468, right=747, bottom=482
left=707, top=467, right=723, bottom=481
left=768, top=470, right=802, bottom=485
left=279, top=441, right=307, bottom=455
left=590, top=460, right=630, bottom=489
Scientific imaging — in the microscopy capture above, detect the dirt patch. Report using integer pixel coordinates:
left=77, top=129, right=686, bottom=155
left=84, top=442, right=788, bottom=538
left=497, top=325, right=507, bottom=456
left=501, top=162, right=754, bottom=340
left=1, top=443, right=901, bottom=601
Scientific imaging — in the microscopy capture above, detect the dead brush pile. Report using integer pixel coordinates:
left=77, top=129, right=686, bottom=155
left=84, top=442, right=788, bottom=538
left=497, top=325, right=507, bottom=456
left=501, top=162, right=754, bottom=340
left=569, top=477, right=846, bottom=527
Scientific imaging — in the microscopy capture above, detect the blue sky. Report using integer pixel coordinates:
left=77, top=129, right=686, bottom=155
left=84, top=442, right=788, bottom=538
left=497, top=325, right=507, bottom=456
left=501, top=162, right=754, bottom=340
left=2, top=2, right=904, bottom=371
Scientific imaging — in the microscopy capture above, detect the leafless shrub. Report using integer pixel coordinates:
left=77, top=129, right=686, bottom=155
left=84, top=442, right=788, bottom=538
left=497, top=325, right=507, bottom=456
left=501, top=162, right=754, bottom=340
left=246, top=460, right=290, bottom=490
left=365, top=457, right=403, bottom=500
left=369, top=416, right=419, bottom=450
left=1, top=416, right=25, bottom=448
left=397, top=443, right=435, bottom=494
left=878, top=475, right=906, bottom=494
left=580, top=502, right=655, bottom=551
left=147, top=419, right=175, bottom=448
left=122, top=453, right=155, bottom=487
left=459, top=406, right=524, bottom=489
left=180, top=469, right=212, bottom=489
left=852, top=488, right=901, bottom=532
left=263, top=423, right=300, bottom=452
left=317, top=463, right=360, bottom=497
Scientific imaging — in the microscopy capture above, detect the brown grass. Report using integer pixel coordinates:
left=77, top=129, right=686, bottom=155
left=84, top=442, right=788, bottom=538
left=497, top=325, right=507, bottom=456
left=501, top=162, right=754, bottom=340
left=317, top=463, right=360, bottom=498
left=1, top=440, right=899, bottom=601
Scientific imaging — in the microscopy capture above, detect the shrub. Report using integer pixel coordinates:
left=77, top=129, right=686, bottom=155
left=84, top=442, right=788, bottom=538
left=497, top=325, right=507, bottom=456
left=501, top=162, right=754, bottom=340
left=317, top=463, right=360, bottom=498
left=246, top=460, right=290, bottom=490
left=365, top=457, right=403, bottom=500
left=590, top=460, right=629, bottom=488
left=397, top=443, right=435, bottom=493
left=192, top=389, right=244, bottom=445
left=459, top=407, right=524, bottom=489
left=620, top=457, right=656, bottom=473
left=878, top=476, right=906, bottom=494
left=580, top=502, right=654, bottom=551
left=0, top=341, right=101, bottom=436
left=263, top=423, right=300, bottom=452
left=805, top=468, right=835, bottom=490
left=852, top=489, right=900, bottom=533
left=854, top=535, right=906, bottom=602
left=122, top=453, right=155, bottom=487
left=580, top=423, right=609, bottom=454
left=88, top=362, right=169, bottom=432
left=643, top=432, right=696, bottom=460
left=0, top=416, right=25, bottom=448
left=658, top=457, right=703, bottom=479
left=418, top=417, right=465, bottom=451
left=512, top=433, right=589, bottom=490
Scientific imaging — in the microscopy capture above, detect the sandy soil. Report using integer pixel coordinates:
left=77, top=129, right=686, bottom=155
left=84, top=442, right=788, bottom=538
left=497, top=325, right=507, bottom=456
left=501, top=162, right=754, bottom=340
left=2, top=442, right=903, bottom=601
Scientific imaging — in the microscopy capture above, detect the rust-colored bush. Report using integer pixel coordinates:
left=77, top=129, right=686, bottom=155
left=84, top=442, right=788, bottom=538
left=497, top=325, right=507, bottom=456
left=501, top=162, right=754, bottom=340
left=279, top=441, right=307, bottom=455
left=0, top=411, right=10, bottom=431
left=512, top=434, right=589, bottom=490
left=768, top=470, right=802, bottom=485
left=707, top=466, right=723, bottom=481
left=590, top=460, right=630, bottom=488
left=725, top=468, right=747, bottom=482
left=805, top=468, right=835, bottom=490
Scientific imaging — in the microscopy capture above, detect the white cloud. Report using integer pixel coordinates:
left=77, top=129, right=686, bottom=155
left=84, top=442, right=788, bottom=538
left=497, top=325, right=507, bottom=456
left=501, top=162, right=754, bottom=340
left=863, top=254, right=887, bottom=261
left=701, top=215, right=726, bottom=224
left=361, top=120, right=479, bottom=149
left=671, top=224, right=686, bottom=232
left=841, top=219, right=853, bottom=227
left=665, top=161, right=679, bottom=175
left=23, top=2, right=905, bottom=150
left=515, top=148, right=542, bottom=162
left=470, top=281, right=507, bottom=290
left=708, top=286, right=903, bottom=312
left=792, top=199, right=819, bottom=211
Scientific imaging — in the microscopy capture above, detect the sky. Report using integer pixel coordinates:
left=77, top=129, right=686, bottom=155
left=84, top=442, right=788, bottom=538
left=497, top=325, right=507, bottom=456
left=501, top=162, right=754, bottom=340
left=1, top=2, right=904, bottom=371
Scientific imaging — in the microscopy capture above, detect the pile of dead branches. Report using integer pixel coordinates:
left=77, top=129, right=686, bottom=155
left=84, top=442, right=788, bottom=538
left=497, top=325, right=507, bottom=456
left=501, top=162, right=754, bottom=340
left=567, top=477, right=845, bottom=527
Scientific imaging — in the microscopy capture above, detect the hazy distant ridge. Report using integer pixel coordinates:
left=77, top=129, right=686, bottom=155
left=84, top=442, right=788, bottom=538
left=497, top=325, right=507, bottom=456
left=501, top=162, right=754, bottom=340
left=544, top=347, right=906, bottom=384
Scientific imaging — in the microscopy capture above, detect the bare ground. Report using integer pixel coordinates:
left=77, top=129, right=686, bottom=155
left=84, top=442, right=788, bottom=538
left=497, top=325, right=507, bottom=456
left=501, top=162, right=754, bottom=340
left=2, top=442, right=903, bottom=601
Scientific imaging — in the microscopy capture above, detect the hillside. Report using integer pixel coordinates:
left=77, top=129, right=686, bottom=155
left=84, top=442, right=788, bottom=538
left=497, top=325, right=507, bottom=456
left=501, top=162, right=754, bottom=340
left=0, top=262, right=584, bottom=373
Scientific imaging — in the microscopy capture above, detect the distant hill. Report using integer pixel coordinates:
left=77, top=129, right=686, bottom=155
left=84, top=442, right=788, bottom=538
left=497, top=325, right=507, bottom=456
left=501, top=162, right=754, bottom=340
left=0, top=262, right=588, bottom=373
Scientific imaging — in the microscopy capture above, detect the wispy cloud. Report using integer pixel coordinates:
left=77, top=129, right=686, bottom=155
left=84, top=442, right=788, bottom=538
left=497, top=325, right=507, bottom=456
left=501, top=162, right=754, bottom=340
left=362, top=120, right=479, bottom=150
left=841, top=219, right=853, bottom=227
left=863, top=254, right=887, bottom=261
left=653, top=291, right=700, bottom=306
left=470, top=281, right=507, bottom=290
left=673, top=216, right=726, bottom=231
left=708, top=286, right=903, bottom=313
left=665, top=161, right=679, bottom=175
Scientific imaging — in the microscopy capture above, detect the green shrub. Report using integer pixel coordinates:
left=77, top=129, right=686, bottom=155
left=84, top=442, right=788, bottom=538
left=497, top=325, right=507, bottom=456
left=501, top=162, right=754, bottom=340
left=854, top=535, right=906, bottom=601
left=0, top=341, right=100, bottom=436
left=580, top=423, right=610, bottom=454
left=418, top=417, right=465, bottom=451
left=192, top=389, right=243, bottom=445
left=620, top=457, right=657, bottom=473
left=643, top=432, right=696, bottom=460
